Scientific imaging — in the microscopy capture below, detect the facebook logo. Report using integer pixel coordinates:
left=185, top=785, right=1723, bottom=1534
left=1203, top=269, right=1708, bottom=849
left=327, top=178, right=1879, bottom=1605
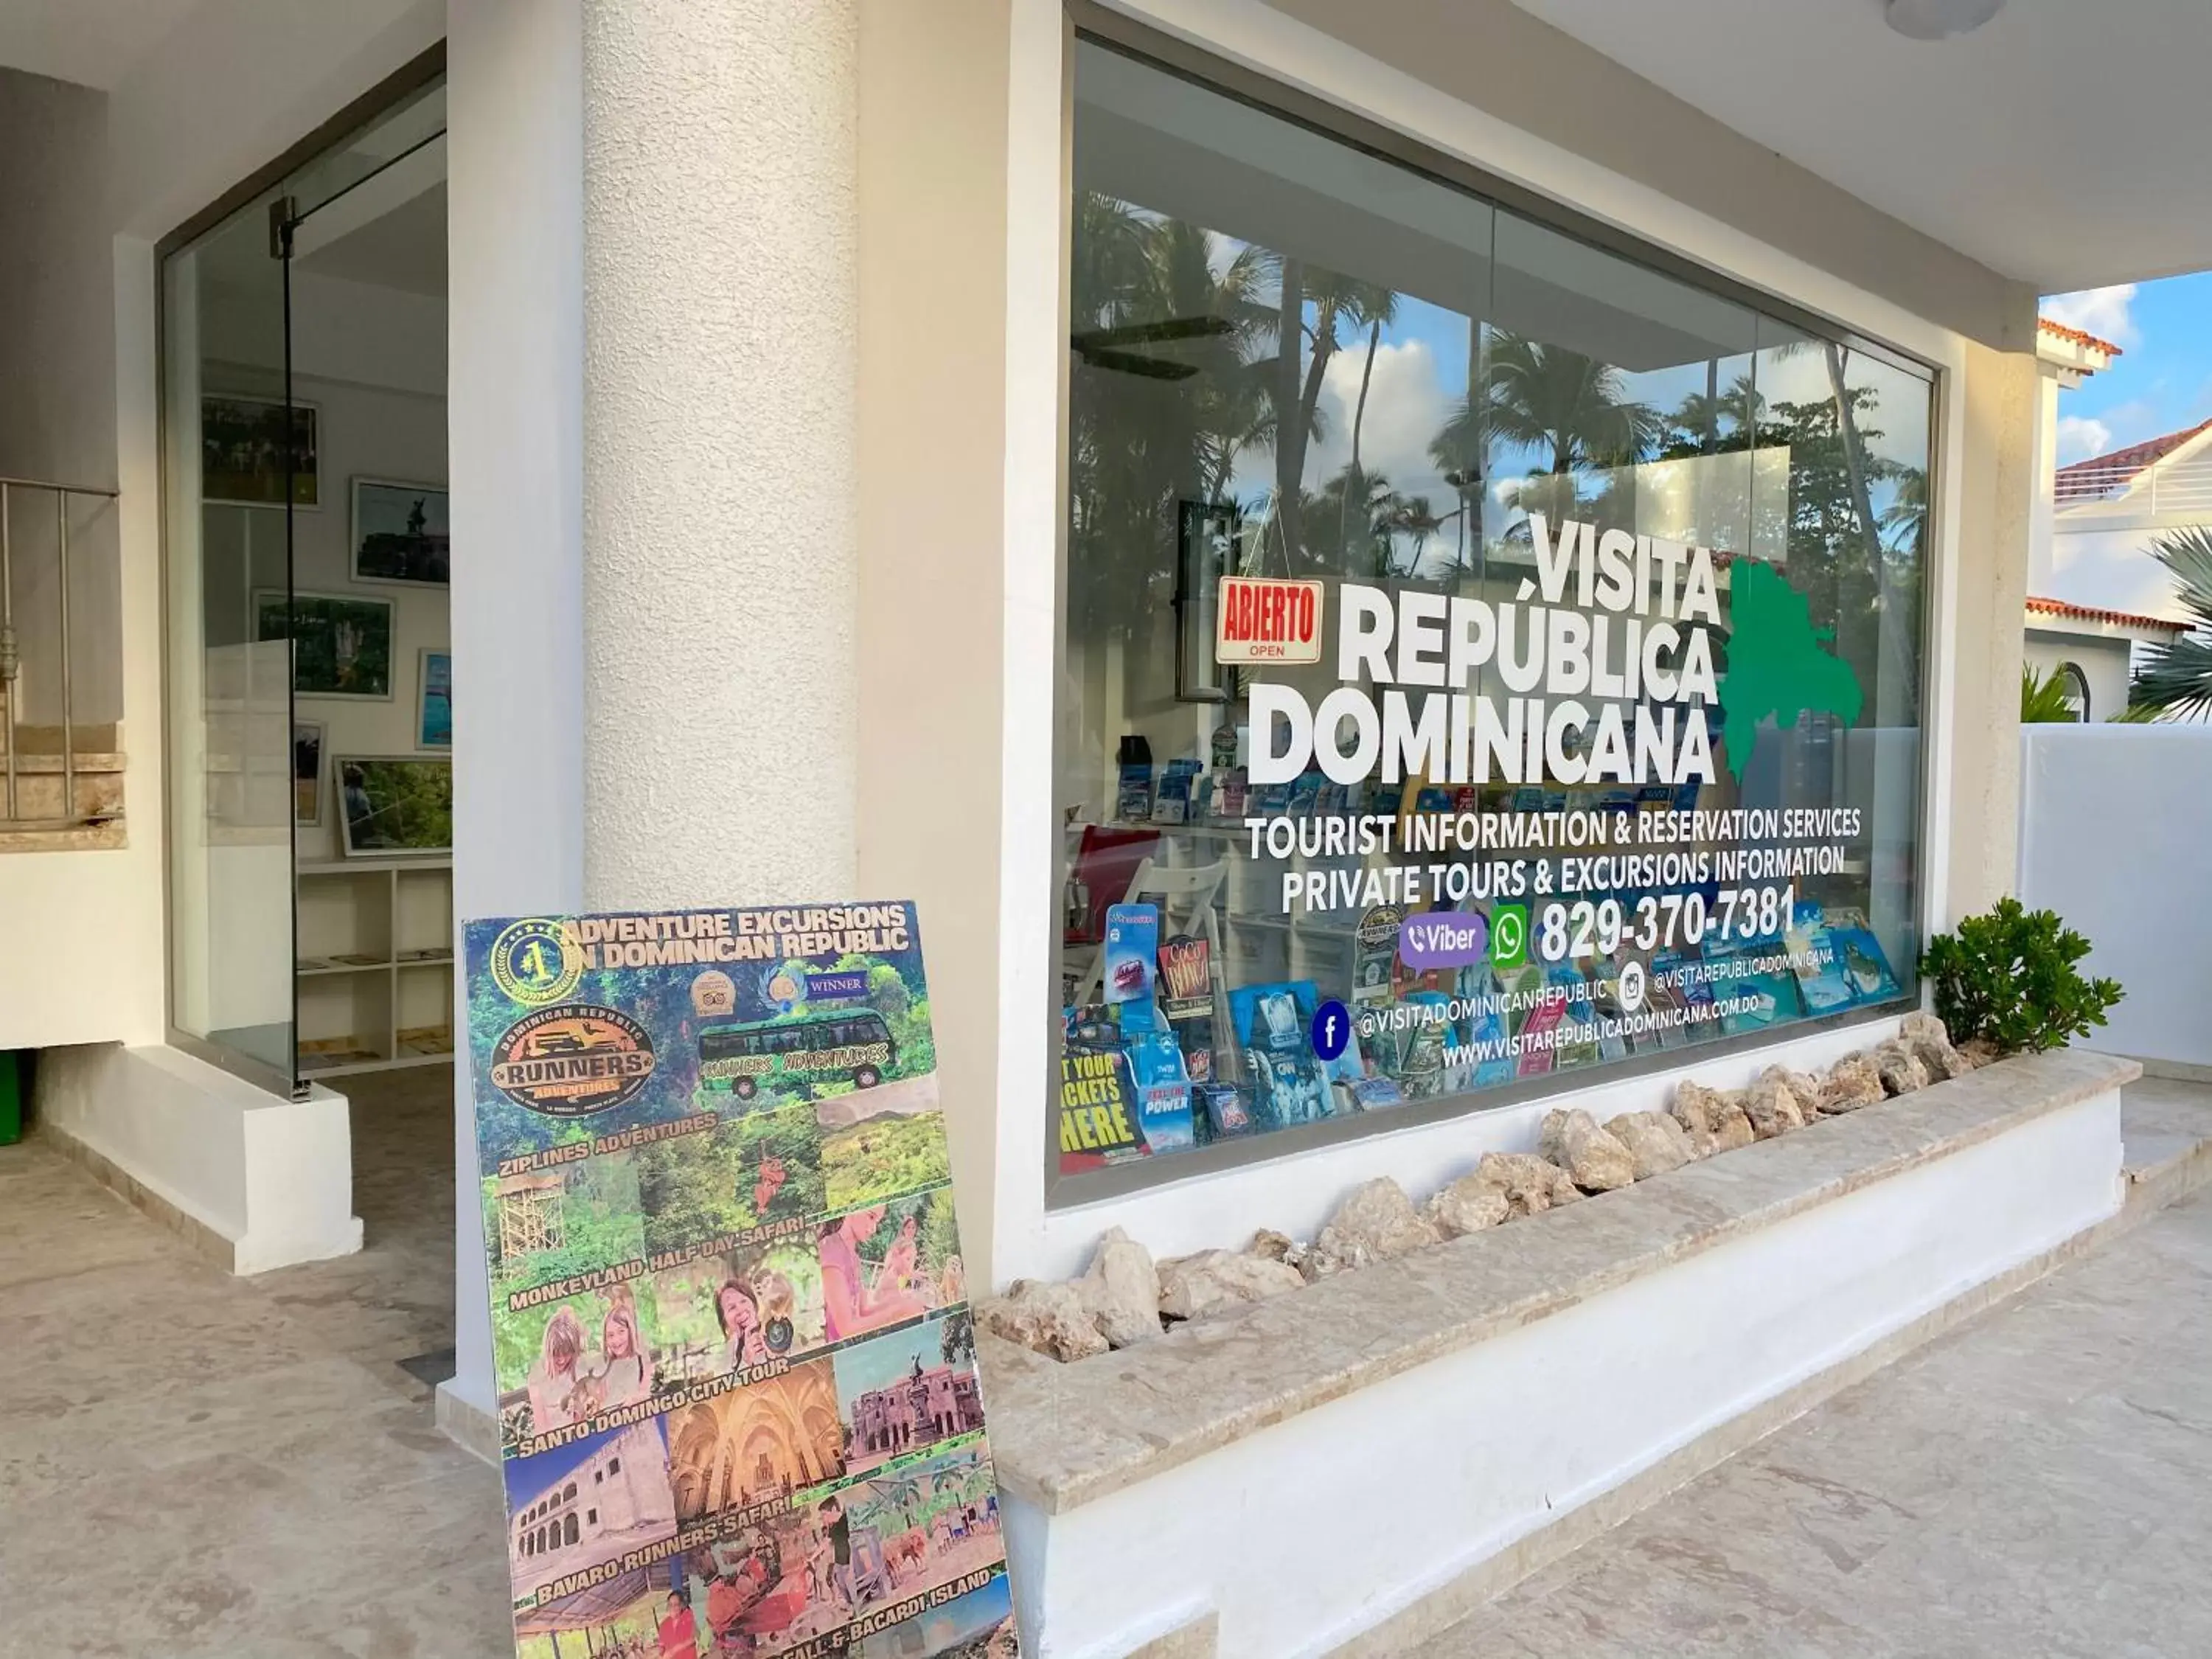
left=1310, top=999, right=1352, bottom=1062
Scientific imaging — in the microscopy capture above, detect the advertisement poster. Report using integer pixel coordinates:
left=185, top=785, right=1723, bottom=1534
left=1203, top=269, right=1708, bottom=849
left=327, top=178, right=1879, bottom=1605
left=465, top=902, right=1021, bottom=1659
left=1058, top=513, right=1912, bottom=1178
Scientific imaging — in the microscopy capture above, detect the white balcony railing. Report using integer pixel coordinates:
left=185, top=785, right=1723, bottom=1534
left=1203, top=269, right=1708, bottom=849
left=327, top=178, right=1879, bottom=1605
left=2055, top=453, right=2212, bottom=519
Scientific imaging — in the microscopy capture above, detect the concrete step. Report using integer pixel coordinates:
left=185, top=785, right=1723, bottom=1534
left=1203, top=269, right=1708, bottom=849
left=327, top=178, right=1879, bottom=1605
left=2119, top=1071, right=2212, bottom=1212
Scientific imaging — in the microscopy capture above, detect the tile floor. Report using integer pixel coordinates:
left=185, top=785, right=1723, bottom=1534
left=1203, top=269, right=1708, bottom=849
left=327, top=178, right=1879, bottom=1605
left=2, top=1073, right=2206, bottom=1658
left=1424, top=1171, right=2212, bottom=1655
left=0, top=1065, right=512, bottom=1658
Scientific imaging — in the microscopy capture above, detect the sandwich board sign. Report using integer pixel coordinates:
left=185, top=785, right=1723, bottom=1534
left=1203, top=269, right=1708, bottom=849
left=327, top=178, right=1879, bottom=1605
left=465, top=900, right=1020, bottom=1658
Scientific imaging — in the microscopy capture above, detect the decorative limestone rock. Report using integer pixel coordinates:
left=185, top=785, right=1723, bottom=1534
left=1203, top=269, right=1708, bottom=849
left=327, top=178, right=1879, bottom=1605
left=1764, top=1064, right=1824, bottom=1108
left=977, top=1279, right=1110, bottom=1363
left=1869, top=1040, right=1930, bottom=1096
left=1156, top=1248, right=1306, bottom=1321
left=1424, top=1175, right=1512, bottom=1239
left=1817, top=1051, right=1885, bottom=1113
left=1743, top=1073, right=1809, bottom=1140
left=1075, top=1226, right=1162, bottom=1349
left=1674, top=1082, right=1756, bottom=1154
left=1603, top=1110, right=1694, bottom=1180
left=1900, top=1012, right=1973, bottom=1081
left=1248, top=1228, right=1318, bottom=1279
left=1540, top=1108, right=1638, bottom=1192
left=1310, top=1177, right=1442, bottom=1273
left=1470, top=1151, right=1581, bottom=1218
left=1958, top=1037, right=2001, bottom=1070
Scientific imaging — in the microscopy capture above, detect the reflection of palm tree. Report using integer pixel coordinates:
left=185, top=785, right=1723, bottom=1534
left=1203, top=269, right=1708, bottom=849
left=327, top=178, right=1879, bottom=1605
left=1068, top=194, right=1274, bottom=618
left=1439, top=331, right=1658, bottom=473
left=1666, top=375, right=1762, bottom=456
left=1431, top=330, right=1659, bottom=529
left=1879, top=466, right=1927, bottom=554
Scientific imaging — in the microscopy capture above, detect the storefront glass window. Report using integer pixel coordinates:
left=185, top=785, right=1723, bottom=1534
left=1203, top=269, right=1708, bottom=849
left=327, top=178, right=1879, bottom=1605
left=1056, top=41, right=1933, bottom=1189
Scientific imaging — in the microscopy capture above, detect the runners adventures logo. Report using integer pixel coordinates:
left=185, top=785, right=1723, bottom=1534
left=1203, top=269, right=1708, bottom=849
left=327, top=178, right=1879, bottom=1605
left=490, top=1005, right=656, bottom=1117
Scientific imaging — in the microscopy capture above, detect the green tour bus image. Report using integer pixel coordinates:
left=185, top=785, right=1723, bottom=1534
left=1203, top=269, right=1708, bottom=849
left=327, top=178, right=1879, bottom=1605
left=698, top=1009, right=898, bottom=1101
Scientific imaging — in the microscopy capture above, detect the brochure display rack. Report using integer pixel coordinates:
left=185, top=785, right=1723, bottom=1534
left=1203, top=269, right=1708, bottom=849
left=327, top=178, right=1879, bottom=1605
left=295, top=856, right=455, bottom=1074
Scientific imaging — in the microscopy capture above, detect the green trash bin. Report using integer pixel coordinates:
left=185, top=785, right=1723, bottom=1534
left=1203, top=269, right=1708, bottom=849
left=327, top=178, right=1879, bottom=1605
left=0, top=1051, right=21, bottom=1146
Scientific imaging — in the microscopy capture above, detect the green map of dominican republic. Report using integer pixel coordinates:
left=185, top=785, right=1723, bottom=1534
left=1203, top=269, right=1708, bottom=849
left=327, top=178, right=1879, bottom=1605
left=1717, top=562, right=1863, bottom=782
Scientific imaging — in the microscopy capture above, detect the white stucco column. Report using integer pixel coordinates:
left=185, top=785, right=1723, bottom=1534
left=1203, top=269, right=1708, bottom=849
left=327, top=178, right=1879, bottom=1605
left=2026, top=366, right=2062, bottom=594
left=445, top=0, right=588, bottom=1443
left=580, top=0, right=860, bottom=908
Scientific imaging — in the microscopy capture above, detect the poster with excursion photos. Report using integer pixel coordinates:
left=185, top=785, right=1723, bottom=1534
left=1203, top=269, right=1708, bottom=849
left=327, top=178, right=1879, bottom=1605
left=465, top=901, right=1020, bottom=1659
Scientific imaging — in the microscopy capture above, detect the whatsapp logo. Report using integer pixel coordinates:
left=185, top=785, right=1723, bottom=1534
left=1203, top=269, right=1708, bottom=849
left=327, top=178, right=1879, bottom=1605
left=1490, top=903, right=1529, bottom=970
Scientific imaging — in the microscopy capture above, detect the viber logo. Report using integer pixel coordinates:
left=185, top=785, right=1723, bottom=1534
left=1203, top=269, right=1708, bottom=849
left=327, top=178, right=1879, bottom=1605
left=1398, top=912, right=1490, bottom=970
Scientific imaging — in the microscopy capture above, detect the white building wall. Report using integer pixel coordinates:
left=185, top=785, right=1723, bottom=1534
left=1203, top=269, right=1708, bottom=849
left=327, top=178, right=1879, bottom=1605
left=444, top=0, right=589, bottom=1430
left=2019, top=724, right=2212, bottom=1070
left=2023, top=631, right=2132, bottom=725
left=2045, top=519, right=2187, bottom=621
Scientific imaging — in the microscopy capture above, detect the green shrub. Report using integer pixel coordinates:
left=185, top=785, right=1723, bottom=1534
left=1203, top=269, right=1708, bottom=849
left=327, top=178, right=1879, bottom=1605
left=1920, top=897, right=2122, bottom=1056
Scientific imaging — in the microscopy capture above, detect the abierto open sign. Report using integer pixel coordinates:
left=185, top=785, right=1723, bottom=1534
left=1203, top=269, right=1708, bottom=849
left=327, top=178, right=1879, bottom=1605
left=1217, top=576, right=1325, bottom=664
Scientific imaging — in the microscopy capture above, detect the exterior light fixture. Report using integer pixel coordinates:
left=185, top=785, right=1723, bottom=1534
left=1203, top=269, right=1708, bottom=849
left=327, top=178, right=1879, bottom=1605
left=1885, top=0, right=2005, bottom=39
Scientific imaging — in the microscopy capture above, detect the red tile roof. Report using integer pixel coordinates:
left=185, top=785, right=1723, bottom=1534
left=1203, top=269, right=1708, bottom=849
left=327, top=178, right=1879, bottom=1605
left=2025, top=595, right=2187, bottom=634
left=2053, top=417, right=2212, bottom=492
left=2037, top=316, right=2123, bottom=358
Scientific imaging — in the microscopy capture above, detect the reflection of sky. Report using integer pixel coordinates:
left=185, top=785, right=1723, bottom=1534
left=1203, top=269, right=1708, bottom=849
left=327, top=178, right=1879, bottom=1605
left=505, top=1418, right=667, bottom=1506
left=834, top=1312, right=963, bottom=1405
left=1192, top=222, right=1930, bottom=571
left=874, top=1574, right=1013, bottom=1651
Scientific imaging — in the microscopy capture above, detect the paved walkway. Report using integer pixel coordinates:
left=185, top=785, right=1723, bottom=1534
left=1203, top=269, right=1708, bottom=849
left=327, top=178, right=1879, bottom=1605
left=2, top=1074, right=2205, bottom=1657
left=1425, top=1138, right=2212, bottom=1656
left=0, top=1067, right=512, bottom=1658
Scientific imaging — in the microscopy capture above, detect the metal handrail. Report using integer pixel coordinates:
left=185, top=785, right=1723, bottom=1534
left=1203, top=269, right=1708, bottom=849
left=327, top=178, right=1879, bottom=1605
left=0, top=477, right=121, bottom=832
left=2055, top=453, right=2212, bottom=515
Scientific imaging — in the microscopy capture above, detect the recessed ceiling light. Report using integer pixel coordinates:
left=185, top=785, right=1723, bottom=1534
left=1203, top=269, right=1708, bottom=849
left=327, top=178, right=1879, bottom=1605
left=1886, top=0, right=2006, bottom=39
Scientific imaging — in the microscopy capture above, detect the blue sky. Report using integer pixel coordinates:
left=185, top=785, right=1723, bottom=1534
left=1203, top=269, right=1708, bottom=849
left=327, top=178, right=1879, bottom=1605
left=2046, top=274, right=2212, bottom=464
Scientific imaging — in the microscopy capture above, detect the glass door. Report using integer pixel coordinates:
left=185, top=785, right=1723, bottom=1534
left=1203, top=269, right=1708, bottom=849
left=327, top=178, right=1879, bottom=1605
left=162, top=185, right=304, bottom=1093
left=161, top=74, right=447, bottom=1096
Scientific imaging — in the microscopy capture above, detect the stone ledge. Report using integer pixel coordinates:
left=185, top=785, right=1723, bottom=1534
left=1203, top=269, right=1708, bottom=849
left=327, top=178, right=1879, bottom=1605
left=981, top=1048, right=2140, bottom=1516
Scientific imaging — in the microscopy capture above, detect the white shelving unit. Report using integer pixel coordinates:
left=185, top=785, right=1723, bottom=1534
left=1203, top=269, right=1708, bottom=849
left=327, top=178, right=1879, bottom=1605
left=295, top=856, right=455, bottom=1077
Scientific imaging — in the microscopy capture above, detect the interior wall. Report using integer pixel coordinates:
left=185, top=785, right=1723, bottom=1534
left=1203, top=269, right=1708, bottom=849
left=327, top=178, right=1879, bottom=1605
left=192, top=265, right=451, bottom=862
left=855, top=0, right=1015, bottom=1285
left=0, top=67, right=123, bottom=729
left=0, top=0, right=451, bottom=1061
left=0, top=69, right=165, bottom=1053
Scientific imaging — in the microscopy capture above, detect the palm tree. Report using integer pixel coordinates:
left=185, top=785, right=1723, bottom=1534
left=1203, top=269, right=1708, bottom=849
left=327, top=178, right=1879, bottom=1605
left=2126, top=525, right=2212, bottom=720
left=2021, top=663, right=2081, bottom=723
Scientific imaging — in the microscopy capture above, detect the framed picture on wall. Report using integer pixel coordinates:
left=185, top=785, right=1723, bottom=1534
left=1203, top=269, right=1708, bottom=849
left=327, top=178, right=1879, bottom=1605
left=417, top=650, right=452, bottom=750
left=335, top=755, right=453, bottom=858
left=351, top=477, right=450, bottom=585
left=201, top=394, right=319, bottom=509
left=254, top=589, right=394, bottom=700
left=293, top=721, right=326, bottom=827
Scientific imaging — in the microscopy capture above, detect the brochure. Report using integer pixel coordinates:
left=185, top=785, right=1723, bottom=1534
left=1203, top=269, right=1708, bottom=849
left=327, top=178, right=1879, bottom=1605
left=1102, top=902, right=1160, bottom=1031
left=1156, top=933, right=1216, bottom=1083
left=1785, top=903, right=1902, bottom=1015
left=1124, top=1026, right=1196, bottom=1153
